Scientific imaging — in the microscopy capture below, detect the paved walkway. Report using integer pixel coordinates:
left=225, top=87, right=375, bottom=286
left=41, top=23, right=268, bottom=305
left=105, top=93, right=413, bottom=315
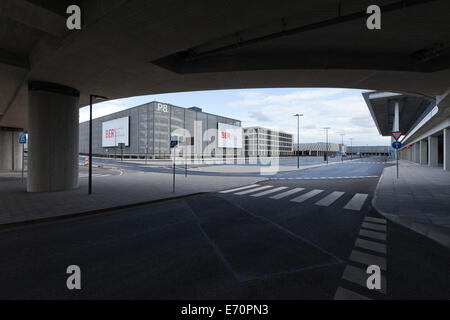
left=372, top=161, right=450, bottom=248
left=0, top=169, right=265, bottom=226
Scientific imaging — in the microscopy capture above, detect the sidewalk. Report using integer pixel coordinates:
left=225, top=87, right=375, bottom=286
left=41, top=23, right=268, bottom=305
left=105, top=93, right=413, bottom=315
left=0, top=169, right=265, bottom=227
left=372, top=161, right=450, bottom=248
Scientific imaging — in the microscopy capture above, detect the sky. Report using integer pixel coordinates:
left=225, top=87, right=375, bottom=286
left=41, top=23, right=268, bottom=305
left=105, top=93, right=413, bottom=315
left=79, top=88, right=391, bottom=146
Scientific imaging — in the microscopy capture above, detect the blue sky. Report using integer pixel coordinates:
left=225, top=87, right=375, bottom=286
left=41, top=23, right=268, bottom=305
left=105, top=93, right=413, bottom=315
left=79, top=88, right=391, bottom=146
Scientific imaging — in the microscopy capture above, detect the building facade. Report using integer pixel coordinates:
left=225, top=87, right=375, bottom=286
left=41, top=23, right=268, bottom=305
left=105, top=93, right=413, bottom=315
left=243, top=127, right=293, bottom=157
left=79, top=101, right=242, bottom=159
left=294, top=142, right=344, bottom=156
left=347, top=146, right=390, bottom=156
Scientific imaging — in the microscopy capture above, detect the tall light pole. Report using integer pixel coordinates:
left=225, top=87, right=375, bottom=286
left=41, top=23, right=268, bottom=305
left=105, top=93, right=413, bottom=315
left=340, top=133, right=345, bottom=163
left=89, top=94, right=109, bottom=195
left=323, top=127, right=330, bottom=164
left=350, top=137, right=353, bottom=160
left=293, top=114, right=303, bottom=168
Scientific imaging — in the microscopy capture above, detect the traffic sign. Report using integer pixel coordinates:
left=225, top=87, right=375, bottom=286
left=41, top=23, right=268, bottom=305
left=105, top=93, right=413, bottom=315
left=19, top=133, right=26, bottom=144
left=170, top=136, right=178, bottom=148
left=392, top=141, right=402, bottom=149
left=391, top=131, right=403, bottom=141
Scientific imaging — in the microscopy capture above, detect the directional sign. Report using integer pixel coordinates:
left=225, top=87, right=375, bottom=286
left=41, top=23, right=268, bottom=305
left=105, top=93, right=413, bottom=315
left=392, top=141, right=402, bottom=149
left=391, top=131, right=403, bottom=141
left=19, top=133, right=26, bottom=144
left=170, top=136, right=178, bottom=148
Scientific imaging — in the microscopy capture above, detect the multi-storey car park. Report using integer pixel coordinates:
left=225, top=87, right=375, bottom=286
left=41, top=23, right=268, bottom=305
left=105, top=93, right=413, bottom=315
left=79, top=101, right=243, bottom=160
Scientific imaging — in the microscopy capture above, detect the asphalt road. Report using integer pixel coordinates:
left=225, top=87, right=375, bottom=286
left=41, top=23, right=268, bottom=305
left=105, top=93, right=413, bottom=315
left=81, top=155, right=386, bottom=177
left=0, top=157, right=448, bottom=299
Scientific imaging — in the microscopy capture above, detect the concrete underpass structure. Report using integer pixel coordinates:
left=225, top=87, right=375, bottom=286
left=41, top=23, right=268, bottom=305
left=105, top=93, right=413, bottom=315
left=364, top=91, right=450, bottom=170
left=0, top=0, right=449, bottom=192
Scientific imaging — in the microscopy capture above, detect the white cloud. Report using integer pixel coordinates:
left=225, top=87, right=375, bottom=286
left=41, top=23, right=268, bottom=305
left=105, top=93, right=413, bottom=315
left=231, top=89, right=390, bottom=146
left=79, top=100, right=128, bottom=122
left=230, top=88, right=346, bottom=107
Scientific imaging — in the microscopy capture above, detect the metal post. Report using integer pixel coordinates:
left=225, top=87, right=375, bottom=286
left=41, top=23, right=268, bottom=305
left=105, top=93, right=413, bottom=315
left=11, top=131, right=14, bottom=171
left=173, top=147, right=176, bottom=192
left=297, top=116, right=299, bottom=168
left=88, top=94, right=109, bottom=195
left=293, top=114, right=303, bottom=168
left=350, top=138, right=353, bottom=160
left=22, top=142, right=24, bottom=183
left=185, top=139, right=187, bottom=178
left=323, top=127, right=330, bottom=164
left=340, top=133, right=344, bottom=163
left=88, top=95, right=93, bottom=195
left=397, top=149, right=399, bottom=179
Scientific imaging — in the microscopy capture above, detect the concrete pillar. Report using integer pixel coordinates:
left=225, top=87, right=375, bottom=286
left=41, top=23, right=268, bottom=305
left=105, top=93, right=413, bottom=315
left=414, top=142, right=420, bottom=163
left=444, top=128, right=450, bottom=171
left=27, top=81, right=80, bottom=192
left=419, top=139, right=428, bottom=165
left=0, top=128, right=23, bottom=170
left=428, top=136, right=438, bottom=167
left=391, top=100, right=400, bottom=159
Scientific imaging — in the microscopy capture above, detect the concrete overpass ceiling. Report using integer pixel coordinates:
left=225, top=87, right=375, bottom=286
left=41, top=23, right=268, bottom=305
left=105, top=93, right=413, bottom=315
left=363, top=91, right=435, bottom=136
left=0, top=0, right=449, bottom=130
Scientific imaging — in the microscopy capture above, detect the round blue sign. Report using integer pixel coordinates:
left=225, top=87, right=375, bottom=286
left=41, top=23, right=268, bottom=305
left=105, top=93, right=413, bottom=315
left=392, top=141, right=402, bottom=149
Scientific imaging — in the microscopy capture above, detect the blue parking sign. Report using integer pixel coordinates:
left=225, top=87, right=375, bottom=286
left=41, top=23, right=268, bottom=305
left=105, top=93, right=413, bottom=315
left=19, top=133, right=26, bottom=144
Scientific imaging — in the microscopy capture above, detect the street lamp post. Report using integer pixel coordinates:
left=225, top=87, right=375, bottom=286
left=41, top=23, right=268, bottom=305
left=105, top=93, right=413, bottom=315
left=89, top=94, right=109, bottom=195
left=340, top=133, right=345, bottom=163
left=293, top=114, right=303, bottom=168
left=350, top=138, right=353, bottom=160
left=323, top=127, right=330, bottom=164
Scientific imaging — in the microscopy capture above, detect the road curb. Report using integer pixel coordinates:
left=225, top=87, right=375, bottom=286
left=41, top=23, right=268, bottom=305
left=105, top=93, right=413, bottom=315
left=0, top=192, right=207, bottom=231
left=189, top=158, right=361, bottom=175
left=371, top=167, right=450, bottom=249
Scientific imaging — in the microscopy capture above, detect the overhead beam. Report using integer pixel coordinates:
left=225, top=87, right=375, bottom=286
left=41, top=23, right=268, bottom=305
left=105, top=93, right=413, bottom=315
left=0, top=48, right=29, bottom=69
left=0, top=0, right=67, bottom=37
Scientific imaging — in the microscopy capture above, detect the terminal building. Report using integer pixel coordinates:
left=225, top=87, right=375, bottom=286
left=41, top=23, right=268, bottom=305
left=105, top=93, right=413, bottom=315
left=363, top=91, right=449, bottom=170
left=347, top=146, right=390, bottom=156
left=294, top=142, right=344, bottom=156
left=79, top=102, right=243, bottom=159
left=243, top=127, right=293, bottom=157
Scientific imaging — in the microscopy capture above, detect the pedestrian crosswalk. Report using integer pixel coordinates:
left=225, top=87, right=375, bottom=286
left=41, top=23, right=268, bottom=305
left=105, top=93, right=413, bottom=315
left=334, top=215, right=388, bottom=300
left=219, top=184, right=369, bottom=211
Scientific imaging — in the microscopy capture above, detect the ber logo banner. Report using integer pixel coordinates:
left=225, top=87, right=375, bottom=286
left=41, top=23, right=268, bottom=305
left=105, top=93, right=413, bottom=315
left=102, top=117, right=129, bottom=147
left=218, top=123, right=242, bottom=148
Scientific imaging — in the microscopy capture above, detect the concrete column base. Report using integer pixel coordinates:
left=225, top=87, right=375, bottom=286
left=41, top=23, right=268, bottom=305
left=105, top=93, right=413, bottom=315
left=428, top=135, right=438, bottom=167
left=444, top=128, right=450, bottom=171
left=27, top=81, right=80, bottom=192
left=419, top=140, right=427, bottom=165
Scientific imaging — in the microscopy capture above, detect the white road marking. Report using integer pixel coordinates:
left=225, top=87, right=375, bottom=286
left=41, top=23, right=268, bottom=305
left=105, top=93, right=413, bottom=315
left=234, top=185, right=273, bottom=195
left=290, top=189, right=324, bottom=203
left=251, top=186, right=288, bottom=197
left=355, top=238, right=386, bottom=254
left=219, top=184, right=259, bottom=193
left=361, top=222, right=387, bottom=232
left=342, top=265, right=386, bottom=294
left=334, top=286, right=372, bottom=300
left=349, top=250, right=387, bottom=270
left=315, top=191, right=345, bottom=207
left=269, top=188, right=305, bottom=199
left=359, top=229, right=386, bottom=241
left=344, top=193, right=368, bottom=211
left=364, top=216, right=386, bottom=224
